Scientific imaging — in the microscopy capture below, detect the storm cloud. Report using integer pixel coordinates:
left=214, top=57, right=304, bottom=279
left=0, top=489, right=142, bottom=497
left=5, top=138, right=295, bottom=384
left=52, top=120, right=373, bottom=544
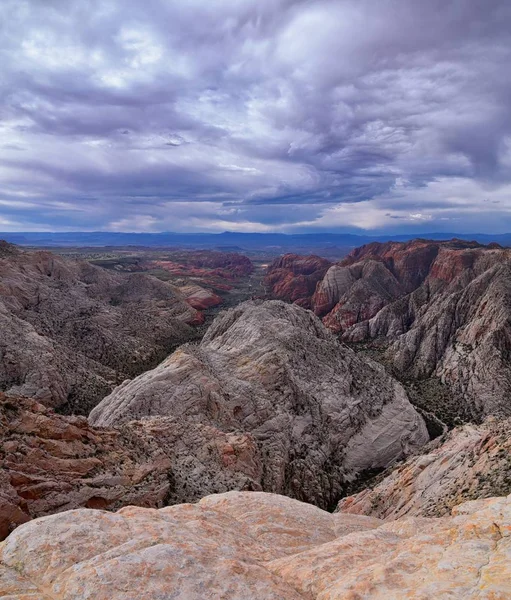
left=1, top=0, right=511, bottom=233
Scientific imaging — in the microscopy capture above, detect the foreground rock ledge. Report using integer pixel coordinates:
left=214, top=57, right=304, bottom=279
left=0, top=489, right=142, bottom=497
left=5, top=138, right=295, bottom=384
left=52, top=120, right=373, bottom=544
left=1, top=491, right=510, bottom=599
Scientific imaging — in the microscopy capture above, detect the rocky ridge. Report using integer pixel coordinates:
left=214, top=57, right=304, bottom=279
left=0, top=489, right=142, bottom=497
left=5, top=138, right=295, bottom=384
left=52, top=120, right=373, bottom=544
left=342, top=243, right=511, bottom=417
left=0, top=243, right=199, bottom=413
left=267, top=239, right=511, bottom=418
left=264, top=254, right=332, bottom=308
left=1, top=490, right=510, bottom=599
left=90, top=300, right=428, bottom=509
left=338, top=416, right=511, bottom=520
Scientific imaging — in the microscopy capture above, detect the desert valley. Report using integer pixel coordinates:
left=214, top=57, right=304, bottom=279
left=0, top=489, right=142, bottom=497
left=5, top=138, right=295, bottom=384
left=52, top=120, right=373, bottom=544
left=1, top=237, right=511, bottom=598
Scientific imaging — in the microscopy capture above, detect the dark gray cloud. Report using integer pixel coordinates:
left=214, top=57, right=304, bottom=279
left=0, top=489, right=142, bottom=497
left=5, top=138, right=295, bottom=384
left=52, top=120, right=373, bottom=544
left=1, top=0, right=511, bottom=232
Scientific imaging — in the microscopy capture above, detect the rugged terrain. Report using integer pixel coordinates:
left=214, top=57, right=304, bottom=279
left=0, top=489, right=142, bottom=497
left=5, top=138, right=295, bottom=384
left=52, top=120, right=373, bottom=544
left=338, top=416, right=511, bottom=519
left=267, top=239, right=511, bottom=419
left=0, top=392, right=264, bottom=540
left=1, top=490, right=510, bottom=599
left=90, top=300, right=428, bottom=510
left=87, top=248, right=255, bottom=311
left=264, top=254, right=332, bottom=308
left=0, top=241, right=205, bottom=413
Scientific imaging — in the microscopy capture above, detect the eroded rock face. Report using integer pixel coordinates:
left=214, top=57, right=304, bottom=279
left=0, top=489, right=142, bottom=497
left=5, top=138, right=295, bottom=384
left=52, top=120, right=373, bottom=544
left=0, top=393, right=172, bottom=539
left=90, top=300, right=428, bottom=509
left=0, top=243, right=198, bottom=412
left=313, top=238, right=486, bottom=331
left=272, top=239, right=511, bottom=417
left=0, top=392, right=263, bottom=540
left=344, top=246, right=511, bottom=417
left=1, top=490, right=510, bottom=599
left=264, top=254, right=332, bottom=308
left=314, top=260, right=404, bottom=331
left=337, top=416, right=511, bottom=519
left=178, top=284, right=223, bottom=310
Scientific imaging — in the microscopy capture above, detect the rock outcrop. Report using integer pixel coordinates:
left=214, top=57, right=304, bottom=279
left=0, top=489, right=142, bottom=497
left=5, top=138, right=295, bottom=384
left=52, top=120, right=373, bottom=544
left=338, top=416, right=511, bottom=519
left=177, top=284, right=223, bottom=310
left=90, top=300, right=428, bottom=509
left=0, top=243, right=199, bottom=413
left=0, top=392, right=263, bottom=540
left=312, top=238, right=484, bottom=330
left=264, top=254, right=331, bottom=308
left=1, top=490, right=511, bottom=599
left=0, top=392, right=172, bottom=539
left=343, top=244, right=511, bottom=417
left=314, top=259, right=404, bottom=331
left=265, top=240, right=511, bottom=418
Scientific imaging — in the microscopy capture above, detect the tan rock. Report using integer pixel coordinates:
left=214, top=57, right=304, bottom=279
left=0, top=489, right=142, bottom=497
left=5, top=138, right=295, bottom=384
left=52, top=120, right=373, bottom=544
left=1, top=491, right=510, bottom=599
left=90, top=300, right=428, bottom=509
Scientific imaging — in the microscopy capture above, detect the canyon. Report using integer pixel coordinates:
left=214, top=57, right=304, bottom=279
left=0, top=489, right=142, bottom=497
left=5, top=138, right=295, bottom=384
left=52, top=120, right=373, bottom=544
left=0, top=242, right=255, bottom=413
left=266, top=239, right=511, bottom=419
left=89, top=299, right=428, bottom=509
left=1, top=238, right=511, bottom=597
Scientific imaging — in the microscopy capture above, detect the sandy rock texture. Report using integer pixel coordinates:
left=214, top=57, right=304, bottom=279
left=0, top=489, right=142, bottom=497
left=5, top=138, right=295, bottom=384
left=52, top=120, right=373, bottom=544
left=91, top=300, right=428, bottom=509
left=0, top=241, right=198, bottom=413
left=1, top=490, right=510, bottom=599
left=338, top=416, right=511, bottom=519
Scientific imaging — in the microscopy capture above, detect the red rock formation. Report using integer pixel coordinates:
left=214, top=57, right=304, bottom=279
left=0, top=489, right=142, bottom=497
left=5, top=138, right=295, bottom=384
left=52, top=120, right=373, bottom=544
left=0, top=393, right=173, bottom=539
left=264, top=254, right=332, bottom=308
left=269, top=240, right=511, bottom=417
left=341, top=238, right=482, bottom=291
left=150, top=251, right=253, bottom=280
left=312, top=239, right=500, bottom=331
left=0, top=392, right=263, bottom=540
left=318, top=240, right=511, bottom=416
left=178, top=284, right=223, bottom=310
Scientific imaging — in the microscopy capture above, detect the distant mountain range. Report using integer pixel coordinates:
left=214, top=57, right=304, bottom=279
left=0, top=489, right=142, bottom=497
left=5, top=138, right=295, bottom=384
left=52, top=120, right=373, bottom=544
left=1, top=230, right=511, bottom=249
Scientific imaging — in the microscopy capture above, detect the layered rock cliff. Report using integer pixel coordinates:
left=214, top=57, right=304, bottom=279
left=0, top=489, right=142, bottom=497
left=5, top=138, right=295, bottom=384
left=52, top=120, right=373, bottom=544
left=0, top=242, right=199, bottom=412
left=90, top=300, right=428, bottom=509
left=342, top=244, right=511, bottom=417
left=1, top=490, right=510, bottom=599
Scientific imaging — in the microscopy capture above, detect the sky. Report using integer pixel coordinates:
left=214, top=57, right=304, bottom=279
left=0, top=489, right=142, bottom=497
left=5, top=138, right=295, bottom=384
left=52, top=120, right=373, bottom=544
left=1, top=0, right=511, bottom=234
